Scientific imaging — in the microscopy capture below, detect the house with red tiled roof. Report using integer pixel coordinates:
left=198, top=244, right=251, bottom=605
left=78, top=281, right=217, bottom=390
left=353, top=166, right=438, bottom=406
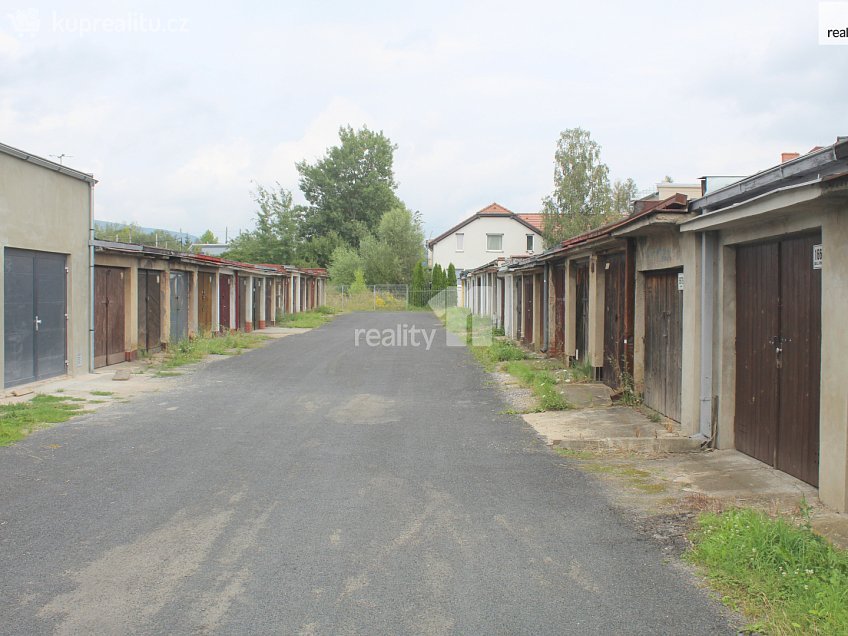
left=427, top=203, right=543, bottom=274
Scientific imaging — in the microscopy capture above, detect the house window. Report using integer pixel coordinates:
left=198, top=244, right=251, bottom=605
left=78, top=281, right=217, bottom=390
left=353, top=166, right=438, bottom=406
left=526, top=234, right=534, bottom=252
left=456, top=233, right=464, bottom=251
left=486, top=234, right=503, bottom=252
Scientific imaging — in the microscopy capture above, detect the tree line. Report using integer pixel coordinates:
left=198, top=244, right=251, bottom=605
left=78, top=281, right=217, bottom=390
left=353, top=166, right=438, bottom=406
left=223, top=125, right=424, bottom=287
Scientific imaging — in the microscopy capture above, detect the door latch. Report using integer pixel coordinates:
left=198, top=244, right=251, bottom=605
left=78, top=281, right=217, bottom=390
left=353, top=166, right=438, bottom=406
left=34, top=316, right=42, bottom=331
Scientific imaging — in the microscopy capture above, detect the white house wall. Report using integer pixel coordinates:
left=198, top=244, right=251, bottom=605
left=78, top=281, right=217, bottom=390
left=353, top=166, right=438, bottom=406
left=432, top=217, right=541, bottom=272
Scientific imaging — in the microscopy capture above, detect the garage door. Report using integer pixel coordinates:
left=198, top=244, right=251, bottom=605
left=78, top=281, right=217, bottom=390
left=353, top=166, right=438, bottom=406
left=522, top=276, right=533, bottom=346
left=4, top=249, right=67, bottom=387
left=219, top=274, right=232, bottom=330
left=603, top=253, right=626, bottom=389
left=735, top=233, right=821, bottom=486
left=574, top=261, right=589, bottom=362
left=169, top=271, right=189, bottom=343
left=643, top=269, right=683, bottom=422
left=138, top=269, right=162, bottom=354
left=94, top=266, right=125, bottom=368
left=198, top=272, right=214, bottom=333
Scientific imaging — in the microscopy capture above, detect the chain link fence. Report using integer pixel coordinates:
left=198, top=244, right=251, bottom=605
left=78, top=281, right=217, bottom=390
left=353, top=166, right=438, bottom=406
left=327, top=284, right=459, bottom=312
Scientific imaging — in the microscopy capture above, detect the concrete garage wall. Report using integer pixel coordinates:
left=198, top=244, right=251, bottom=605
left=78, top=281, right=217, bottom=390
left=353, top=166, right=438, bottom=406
left=0, top=150, right=93, bottom=383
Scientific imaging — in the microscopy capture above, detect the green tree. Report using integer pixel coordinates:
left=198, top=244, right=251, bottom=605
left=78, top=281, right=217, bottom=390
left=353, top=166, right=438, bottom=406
left=327, top=244, right=363, bottom=286
left=611, top=178, right=639, bottom=216
left=297, top=125, right=401, bottom=264
left=349, top=268, right=367, bottom=294
left=411, top=261, right=426, bottom=306
left=198, top=229, right=219, bottom=244
left=359, top=206, right=424, bottom=285
left=431, top=264, right=445, bottom=291
left=223, top=183, right=303, bottom=264
left=541, top=128, right=613, bottom=245
left=445, top=263, right=456, bottom=288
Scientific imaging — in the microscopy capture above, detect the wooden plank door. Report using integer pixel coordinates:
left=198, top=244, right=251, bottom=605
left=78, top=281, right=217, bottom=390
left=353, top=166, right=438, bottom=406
left=198, top=273, right=214, bottom=333
left=643, top=269, right=683, bottom=422
left=603, top=253, right=626, bottom=388
left=94, top=266, right=125, bottom=368
left=574, top=262, right=589, bottom=362
left=138, top=269, right=162, bottom=353
left=552, top=263, right=566, bottom=355
left=735, top=234, right=821, bottom=486
left=776, top=234, right=821, bottom=486
left=219, top=274, right=231, bottom=330
left=523, top=276, right=534, bottom=345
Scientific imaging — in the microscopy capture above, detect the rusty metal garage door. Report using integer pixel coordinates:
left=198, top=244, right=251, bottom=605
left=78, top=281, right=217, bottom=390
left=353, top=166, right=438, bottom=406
left=138, top=269, right=162, bottom=354
left=643, top=269, right=683, bottom=422
left=735, top=233, right=821, bottom=486
left=4, top=249, right=67, bottom=387
left=94, top=266, right=125, bottom=368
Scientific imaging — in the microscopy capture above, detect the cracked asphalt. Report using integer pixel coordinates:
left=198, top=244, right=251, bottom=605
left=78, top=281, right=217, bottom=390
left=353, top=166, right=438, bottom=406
left=0, top=311, right=735, bottom=634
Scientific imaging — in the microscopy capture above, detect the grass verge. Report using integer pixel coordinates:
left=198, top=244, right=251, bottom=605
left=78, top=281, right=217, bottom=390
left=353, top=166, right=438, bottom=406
left=277, top=308, right=336, bottom=328
left=687, top=507, right=848, bottom=635
left=503, top=360, right=572, bottom=411
left=159, top=332, right=267, bottom=369
left=0, top=395, right=88, bottom=445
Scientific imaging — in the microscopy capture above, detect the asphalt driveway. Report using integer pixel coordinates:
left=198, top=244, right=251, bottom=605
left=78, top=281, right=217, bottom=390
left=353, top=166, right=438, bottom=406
left=0, top=311, right=734, bottom=634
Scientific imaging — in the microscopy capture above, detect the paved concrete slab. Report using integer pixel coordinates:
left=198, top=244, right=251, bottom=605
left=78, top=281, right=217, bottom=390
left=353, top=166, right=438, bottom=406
left=523, top=406, right=702, bottom=453
left=559, top=382, right=613, bottom=408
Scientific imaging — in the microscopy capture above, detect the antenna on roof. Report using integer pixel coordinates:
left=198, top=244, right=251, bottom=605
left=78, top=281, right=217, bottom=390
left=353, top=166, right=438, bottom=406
left=49, top=153, right=73, bottom=165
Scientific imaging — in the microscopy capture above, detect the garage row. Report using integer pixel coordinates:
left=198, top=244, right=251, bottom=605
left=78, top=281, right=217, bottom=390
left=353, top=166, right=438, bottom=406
left=460, top=139, right=848, bottom=513
left=91, top=242, right=327, bottom=369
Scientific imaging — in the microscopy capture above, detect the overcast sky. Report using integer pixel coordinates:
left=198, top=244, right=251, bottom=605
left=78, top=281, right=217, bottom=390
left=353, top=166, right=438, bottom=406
left=2, top=0, right=844, bottom=241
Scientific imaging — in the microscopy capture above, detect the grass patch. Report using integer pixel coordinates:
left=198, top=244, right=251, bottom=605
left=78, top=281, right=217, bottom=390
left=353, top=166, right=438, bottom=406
left=277, top=310, right=335, bottom=328
left=503, top=360, right=572, bottom=411
left=688, top=506, right=848, bottom=635
left=89, top=390, right=114, bottom=397
left=0, top=395, right=88, bottom=445
left=159, top=332, right=267, bottom=369
left=567, top=358, right=595, bottom=383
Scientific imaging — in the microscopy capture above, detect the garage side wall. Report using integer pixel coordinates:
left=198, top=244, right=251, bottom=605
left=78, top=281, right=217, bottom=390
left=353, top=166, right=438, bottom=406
left=0, top=152, right=92, bottom=381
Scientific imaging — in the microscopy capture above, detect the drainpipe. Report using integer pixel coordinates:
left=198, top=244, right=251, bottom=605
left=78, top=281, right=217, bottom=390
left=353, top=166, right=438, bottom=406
left=698, top=232, right=717, bottom=439
left=88, top=185, right=95, bottom=374
left=541, top=263, right=549, bottom=353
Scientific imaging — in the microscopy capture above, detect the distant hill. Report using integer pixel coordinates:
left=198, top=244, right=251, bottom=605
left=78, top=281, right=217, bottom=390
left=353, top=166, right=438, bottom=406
left=94, top=220, right=199, bottom=249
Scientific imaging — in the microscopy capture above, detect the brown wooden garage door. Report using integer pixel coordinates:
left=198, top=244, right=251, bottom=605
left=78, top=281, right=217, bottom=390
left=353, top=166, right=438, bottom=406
left=522, top=275, right=533, bottom=346
left=643, top=269, right=683, bottom=422
left=94, top=266, right=125, bottom=368
left=137, top=269, right=161, bottom=354
left=574, top=261, right=589, bottom=362
left=198, top=272, right=214, bottom=333
left=735, top=233, right=821, bottom=486
left=219, top=274, right=232, bottom=330
left=551, top=263, right=566, bottom=356
left=602, top=253, right=626, bottom=388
